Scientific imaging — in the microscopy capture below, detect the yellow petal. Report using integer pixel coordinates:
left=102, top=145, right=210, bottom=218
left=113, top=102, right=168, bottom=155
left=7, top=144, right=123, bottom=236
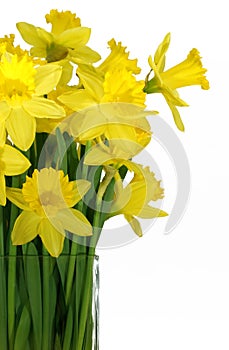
left=11, top=211, right=40, bottom=245
left=57, top=27, right=91, bottom=48
left=6, top=107, right=36, bottom=151
left=84, top=146, right=111, bottom=166
left=137, top=205, right=168, bottom=218
left=70, top=107, right=106, bottom=140
left=68, top=179, right=91, bottom=207
left=165, top=97, right=185, bottom=131
left=6, top=187, right=30, bottom=211
left=57, top=208, right=92, bottom=236
left=35, top=64, right=62, bottom=95
left=38, top=218, right=65, bottom=257
left=76, top=64, right=104, bottom=100
left=70, top=45, right=101, bottom=64
left=58, top=90, right=98, bottom=111
left=99, top=103, right=156, bottom=121
left=0, top=172, right=6, bottom=206
left=0, top=101, right=11, bottom=121
left=0, top=120, right=6, bottom=148
left=30, top=47, right=47, bottom=57
left=154, top=33, right=171, bottom=71
left=124, top=214, right=142, bottom=237
left=2, top=144, right=31, bottom=176
left=23, top=97, right=65, bottom=119
left=16, top=22, right=51, bottom=47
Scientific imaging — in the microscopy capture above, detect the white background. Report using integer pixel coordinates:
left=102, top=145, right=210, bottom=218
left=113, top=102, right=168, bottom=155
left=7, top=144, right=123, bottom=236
left=1, top=0, right=228, bottom=349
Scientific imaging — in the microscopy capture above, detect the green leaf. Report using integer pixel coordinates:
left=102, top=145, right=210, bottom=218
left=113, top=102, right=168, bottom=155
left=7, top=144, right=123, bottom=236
left=24, top=243, right=42, bottom=350
left=14, top=305, right=31, bottom=350
left=0, top=257, right=7, bottom=350
left=56, top=127, right=67, bottom=175
left=63, top=305, right=73, bottom=350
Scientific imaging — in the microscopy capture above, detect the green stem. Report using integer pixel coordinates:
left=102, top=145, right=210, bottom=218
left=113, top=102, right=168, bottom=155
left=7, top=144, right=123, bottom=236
left=0, top=206, right=7, bottom=349
left=42, top=247, right=50, bottom=350
left=7, top=174, right=21, bottom=350
left=77, top=202, right=102, bottom=349
left=65, top=242, right=78, bottom=304
left=0, top=205, right=5, bottom=255
left=76, top=252, right=95, bottom=350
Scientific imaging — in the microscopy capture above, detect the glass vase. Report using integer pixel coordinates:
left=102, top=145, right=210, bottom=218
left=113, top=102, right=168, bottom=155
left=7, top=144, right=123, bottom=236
left=0, top=252, right=99, bottom=350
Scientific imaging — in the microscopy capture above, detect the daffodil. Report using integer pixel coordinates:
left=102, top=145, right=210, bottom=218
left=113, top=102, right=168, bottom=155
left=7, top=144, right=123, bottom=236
left=58, top=65, right=154, bottom=145
left=16, top=9, right=101, bottom=65
left=144, top=33, right=209, bottom=131
left=0, top=52, right=65, bottom=150
left=0, top=144, right=31, bottom=206
left=6, top=168, right=92, bottom=257
left=98, top=38, right=141, bottom=74
left=109, top=166, right=167, bottom=236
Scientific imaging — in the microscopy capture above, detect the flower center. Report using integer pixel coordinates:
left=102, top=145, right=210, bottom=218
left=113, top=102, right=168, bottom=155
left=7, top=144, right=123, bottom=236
left=0, top=53, right=36, bottom=106
left=46, top=42, right=68, bottom=62
left=22, top=168, right=75, bottom=218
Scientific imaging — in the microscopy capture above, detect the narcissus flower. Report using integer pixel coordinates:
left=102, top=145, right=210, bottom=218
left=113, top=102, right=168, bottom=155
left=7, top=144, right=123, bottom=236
left=109, top=166, right=167, bottom=236
left=6, top=168, right=92, bottom=257
left=58, top=65, right=154, bottom=145
left=144, top=33, right=209, bottom=131
left=0, top=144, right=31, bottom=206
left=0, top=52, right=65, bottom=150
left=16, top=9, right=100, bottom=65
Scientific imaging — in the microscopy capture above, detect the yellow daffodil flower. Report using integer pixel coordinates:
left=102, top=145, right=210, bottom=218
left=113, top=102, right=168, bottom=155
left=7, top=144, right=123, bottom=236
left=16, top=9, right=101, bottom=65
left=98, top=38, right=141, bottom=74
left=0, top=52, right=65, bottom=150
left=0, top=144, right=31, bottom=206
left=144, top=33, right=209, bottom=131
left=58, top=65, right=154, bottom=145
left=110, top=166, right=167, bottom=236
left=6, top=168, right=92, bottom=257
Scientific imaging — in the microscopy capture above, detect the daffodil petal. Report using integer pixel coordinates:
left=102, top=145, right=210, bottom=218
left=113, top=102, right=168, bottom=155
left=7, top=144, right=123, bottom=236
left=57, top=27, right=91, bottom=48
left=0, top=172, right=6, bottom=206
left=154, top=33, right=171, bottom=70
left=35, top=64, right=62, bottom=95
left=165, top=98, right=185, bottom=132
left=23, top=97, right=65, bottom=119
left=0, top=120, right=6, bottom=148
left=57, top=208, right=92, bottom=236
left=124, top=214, right=143, bottom=237
left=58, top=90, right=97, bottom=111
left=30, top=47, right=47, bottom=57
left=70, top=45, right=101, bottom=64
left=84, top=146, right=111, bottom=165
left=38, top=218, right=65, bottom=257
left=2, top=145, right=31, bottom=176
left=69, top=179, right=91, bottom=207
left=137, top=205, right=168, bottom=218
left=11, top=211, right=40, bottom=245
left=6, top=187, right=30, bottom=211
left=5, top=107, right=36, bottom=151
left=0, top=101, right=11, bottom=121
left=16, top=22, right=51, bottom=47
left=76, top=64, right=104, bottom=100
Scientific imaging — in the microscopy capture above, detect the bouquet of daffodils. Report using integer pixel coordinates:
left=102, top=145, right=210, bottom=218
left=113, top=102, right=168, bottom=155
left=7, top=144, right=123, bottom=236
left=0, top=9, right=209, bottom=350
